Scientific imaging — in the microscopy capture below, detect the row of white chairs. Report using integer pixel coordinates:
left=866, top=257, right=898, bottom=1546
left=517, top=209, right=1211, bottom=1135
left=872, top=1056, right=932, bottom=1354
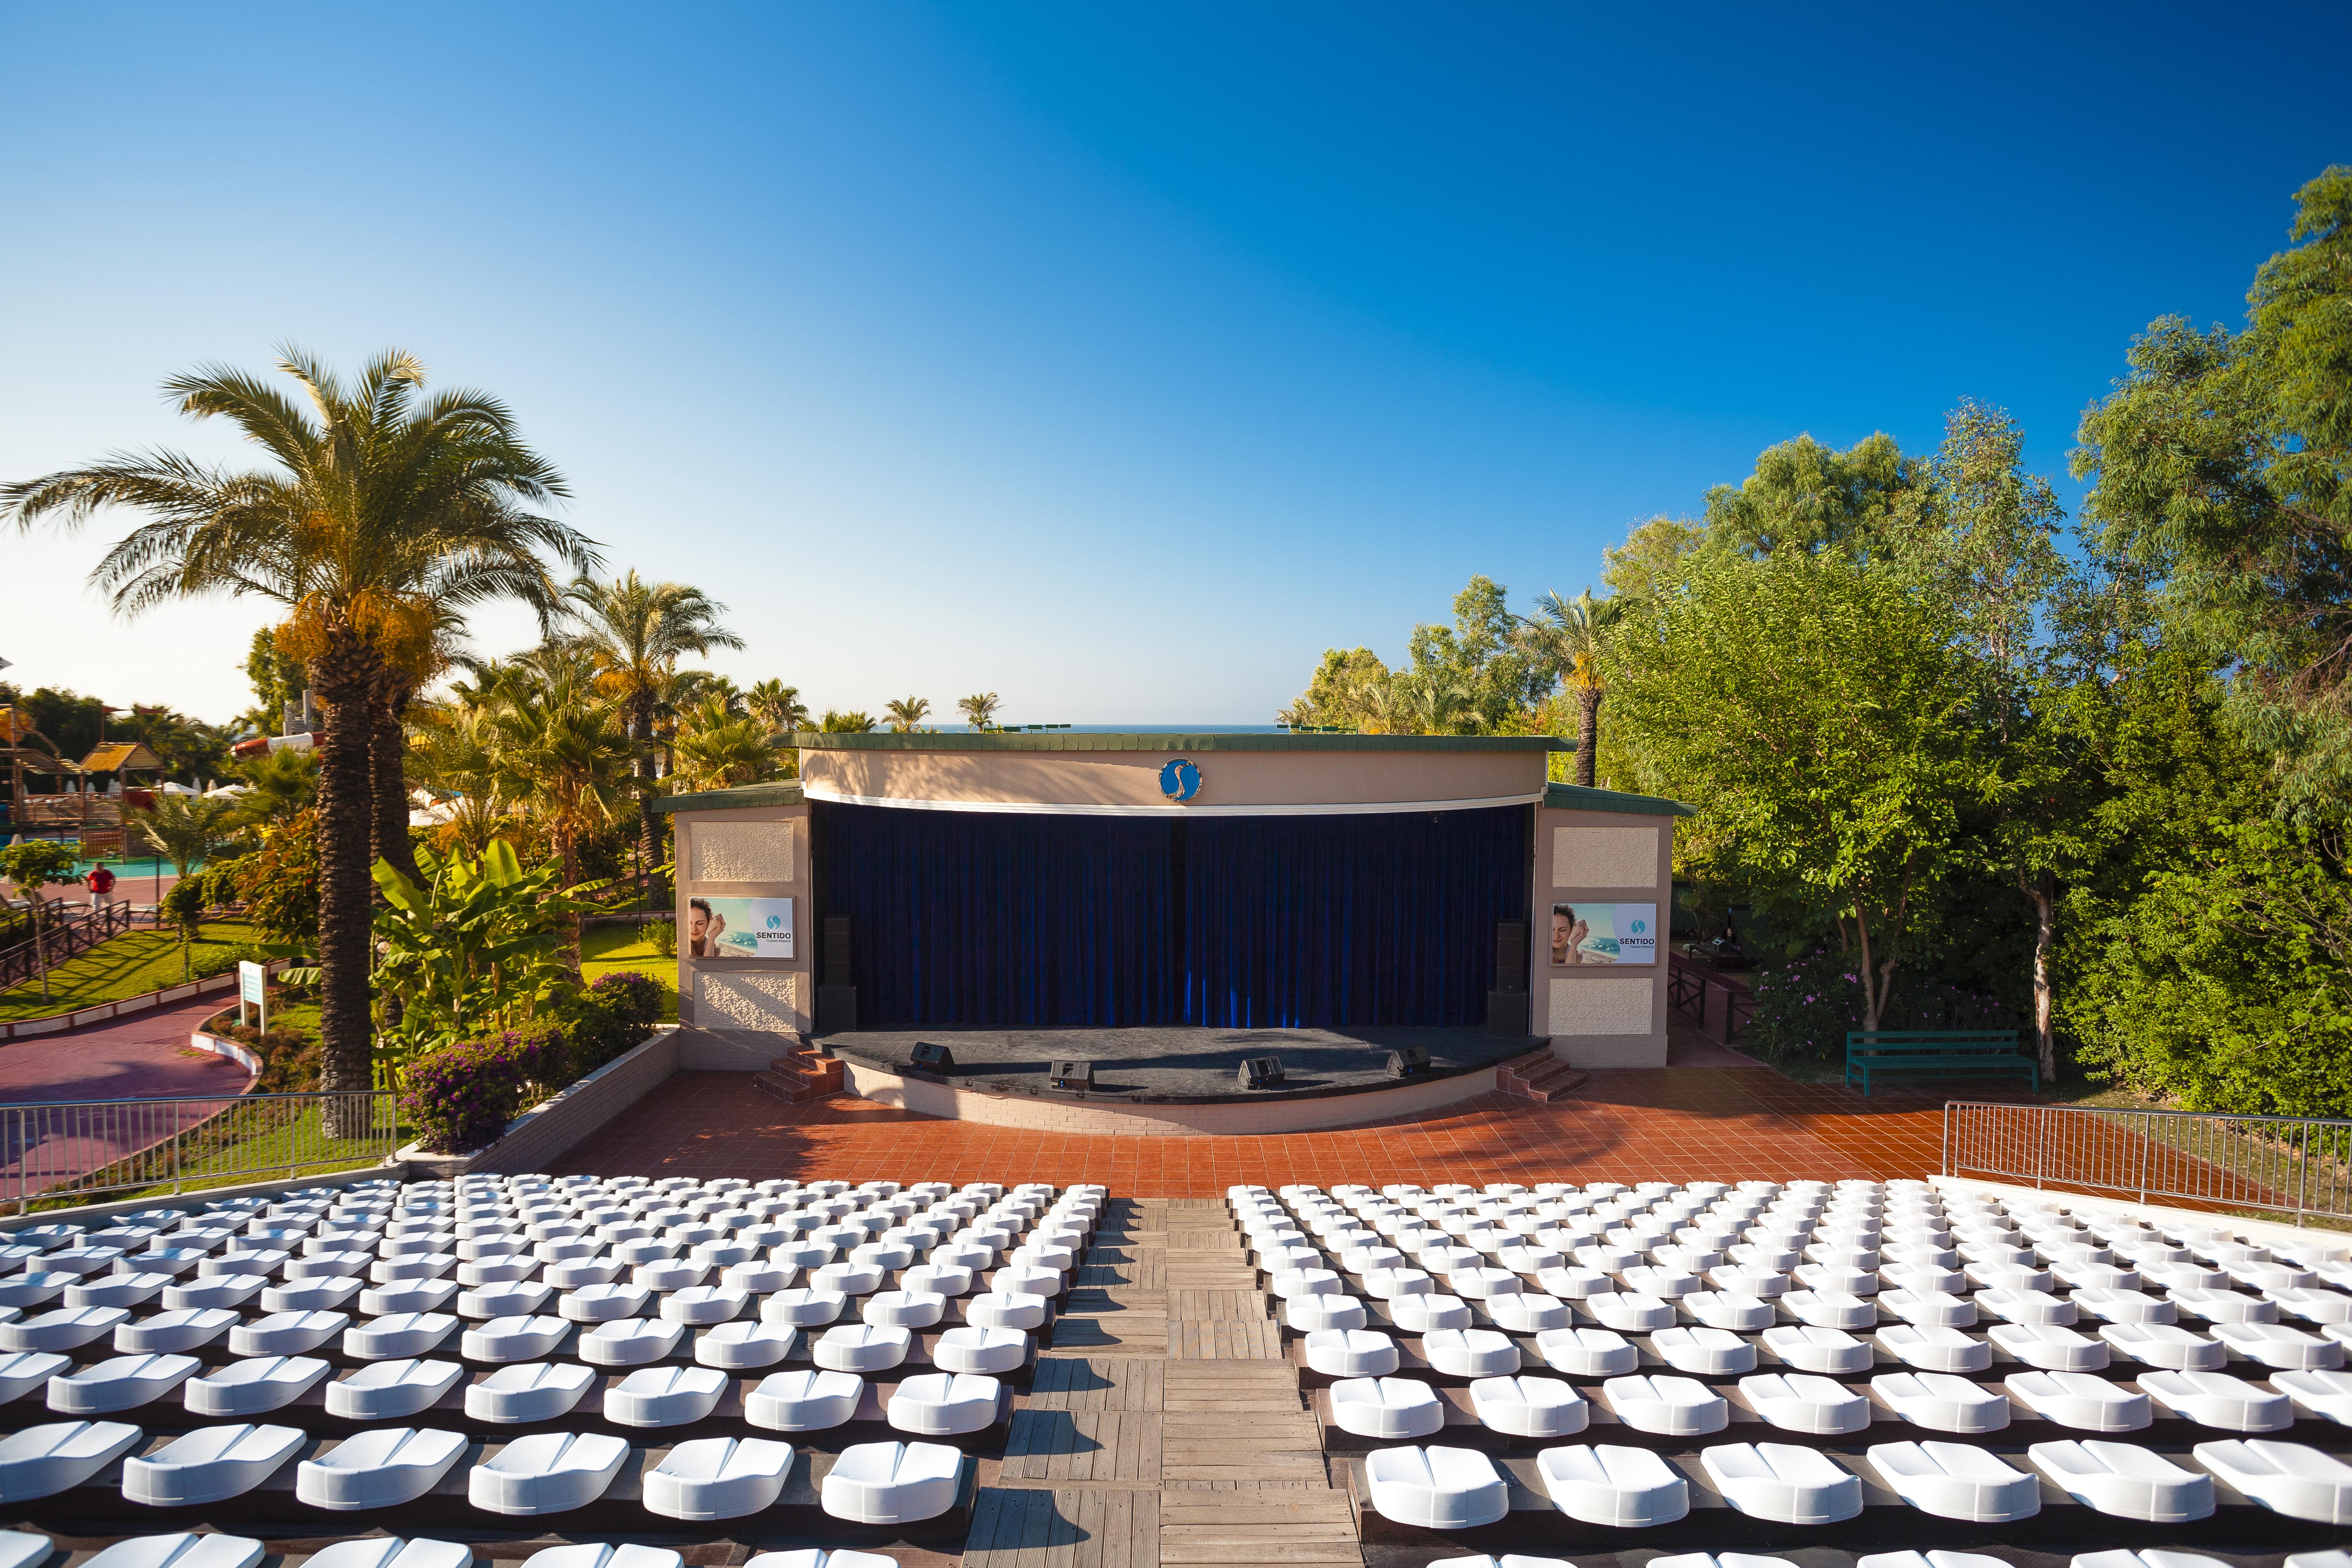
left=0, top=1527, right=895, bottom=1568
left=1362, top=1433, right=2352, bottom=1528
left=1425, top=1553, right=2340, bottom=1568
left=0, top=1417, right=968, bottom=1522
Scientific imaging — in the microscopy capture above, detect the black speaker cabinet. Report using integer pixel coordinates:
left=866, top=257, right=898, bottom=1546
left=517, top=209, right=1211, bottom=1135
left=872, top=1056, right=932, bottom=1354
left=1385, top=1046, right=1431, bottom=1078
left=1049, top=1059, right=1094, bottom=1091
left=822, top=915, right=854, bottom=983
left=815, top=984, right=858, bottom=1034
left=1485, top=990, right=1531, bottom=1036
left=910, top=1041, right=954, bottom=1072
left=1238, top=1055, right=1285, bottom=1089
left=1493, top=920, right=1529, bottom=993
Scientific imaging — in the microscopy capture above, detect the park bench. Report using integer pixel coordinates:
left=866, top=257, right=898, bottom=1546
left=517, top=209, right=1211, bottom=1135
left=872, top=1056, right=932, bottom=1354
left=1844, top=1029, right=2035, bottom=1096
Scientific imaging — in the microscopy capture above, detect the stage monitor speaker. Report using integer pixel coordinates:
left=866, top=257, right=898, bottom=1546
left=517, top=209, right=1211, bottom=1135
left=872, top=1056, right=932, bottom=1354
left=910, top=1041, right=954, bottom=1073
left=815, top=984, right=857, bottom=1034
left=1485, top=990, right=1531, bottom=1036
left=823, top=916, right=854, bottom=983
left=1493, top=921, right=1529, bottom=993
left=1385, top=1046, right=1431, bottom=1079
left=1050, top=1060, right=1094, bottom=1091
left=1238, top=1055, right=1285, bottom=1090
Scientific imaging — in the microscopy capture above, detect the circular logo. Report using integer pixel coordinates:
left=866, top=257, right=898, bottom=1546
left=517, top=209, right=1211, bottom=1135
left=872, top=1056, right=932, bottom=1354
left=1159, top=758, right=1202, bottom=802
left=1629, top=918, right=1647, bottom=935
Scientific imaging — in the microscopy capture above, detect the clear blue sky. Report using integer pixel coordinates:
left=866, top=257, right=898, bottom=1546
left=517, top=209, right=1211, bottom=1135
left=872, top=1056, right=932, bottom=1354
left=3, top=3, right=2344, bottom=728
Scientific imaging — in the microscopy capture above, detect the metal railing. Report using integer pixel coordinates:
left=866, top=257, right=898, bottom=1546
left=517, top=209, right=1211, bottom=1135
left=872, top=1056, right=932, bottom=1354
left=0, top=902, right=135, bottom=990
left=1944, top=1100, right=2352, bottom=1225
left=0, top=1091, right=401, bottom=1212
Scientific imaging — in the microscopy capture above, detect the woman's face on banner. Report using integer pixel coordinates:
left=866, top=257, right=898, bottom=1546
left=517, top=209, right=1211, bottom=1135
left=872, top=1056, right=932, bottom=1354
left=1551, top=910, right=1571, bottom=956
left=689, top=908, right=709, bottom=945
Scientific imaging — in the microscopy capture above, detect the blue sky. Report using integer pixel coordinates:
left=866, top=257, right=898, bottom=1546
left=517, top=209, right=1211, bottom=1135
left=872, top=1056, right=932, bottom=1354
left=2, top=3, right=2344, bottom=728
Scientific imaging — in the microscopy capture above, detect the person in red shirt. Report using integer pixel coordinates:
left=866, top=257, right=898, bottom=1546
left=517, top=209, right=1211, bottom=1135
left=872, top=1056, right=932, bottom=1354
left=86, top=864, right=115, bottom=910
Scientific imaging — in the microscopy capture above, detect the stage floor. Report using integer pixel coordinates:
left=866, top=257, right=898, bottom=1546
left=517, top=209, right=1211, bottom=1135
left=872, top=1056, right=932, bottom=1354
left=817, top=1024, right=1528, bottom=1100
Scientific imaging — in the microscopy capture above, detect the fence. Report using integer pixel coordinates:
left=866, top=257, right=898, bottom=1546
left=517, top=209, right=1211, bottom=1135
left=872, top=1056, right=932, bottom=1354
left=0, top=901, right=135, bottom=990
left=0, top=1091, right=402, bottom=1212
left=1944, top=1099, right=2352, bottom=1225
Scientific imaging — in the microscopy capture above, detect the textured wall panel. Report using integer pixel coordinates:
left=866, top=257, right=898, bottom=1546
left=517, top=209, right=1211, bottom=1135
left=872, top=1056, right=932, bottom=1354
left=1551, top=825, right=1661, bottom=887
left=692, top=821, right=796, bottom=884
left=1548, top=976, right=1655, bottom=1036
left=695, top=969, right=800, bottom=1033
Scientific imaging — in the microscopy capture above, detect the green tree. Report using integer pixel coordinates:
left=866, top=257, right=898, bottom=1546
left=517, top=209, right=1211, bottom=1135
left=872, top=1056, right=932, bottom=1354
left=884, top=696, right=931, bottom=732
left=1602, top=516, right=1706, bottom=601
left=957, top=692, right=1001, bottom=730
left=672, top=703, right=781, bottom=791
left=563, top=572, right=743, bottom=872
left=1515, top=588, right=1628, bottom=787
left=1403, top=575, right=1543, bottom=732
left=492, top=667, right=632, bottom=962
left=3, top=347, right=595, bottom=1118
left=1704, top=431, right=1926, bottom=559
left=2074, top=166, right=2352, bottom=815
left=1277, top=648, right=1387, bottom=730
left=229, top=746, right=320, bottom=827
left=240, top=627, right=307, bottom=735
left=1607, top=547, right=1999, bottom=1028
left=125, top=793, right=241, bottom=878
left=820, top=710, right=877, bottom=732
left=0, top=839, right=80, bottom=1004
left=748, top=680, right=810, bottom=734
left=242, top=810, right=322, bottom=950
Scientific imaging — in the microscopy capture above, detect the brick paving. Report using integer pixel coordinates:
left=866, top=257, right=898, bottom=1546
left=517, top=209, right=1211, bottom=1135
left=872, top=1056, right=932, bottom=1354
left=555, top=1040, right=2025, bottom=1193
left=0, top=998, right=250, bottom=1103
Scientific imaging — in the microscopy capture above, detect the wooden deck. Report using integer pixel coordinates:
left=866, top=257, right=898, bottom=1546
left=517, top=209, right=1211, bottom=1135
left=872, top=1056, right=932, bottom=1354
left=963, top=1197, right=1361, bottom=1568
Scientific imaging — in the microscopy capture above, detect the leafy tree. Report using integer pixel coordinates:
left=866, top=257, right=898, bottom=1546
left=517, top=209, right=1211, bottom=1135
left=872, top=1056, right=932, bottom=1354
left=242, top=810, right=322, bottom=951
left=748, top=680, right=810, bottom=734
left=1515, top=588, right=1627, bottom=787
left=0, top=838, right=80, bottom=1004
left=562, top=572, right=743, bottom=872
left=0, top=686, right=104, bottom=761
left=158, top=877, right=208, bottom=982
left=229, top=746, right=320, bottom=827
left=1403, top=575, right=1544, bottom=732
left=957, top=692, right=1001, bottom=730
left=240, top=627, right=307, bottom=735
left=3, top=347, right=595, bottom=1119
left=820, top=710, right=877, bottom=732
left=1703, top=431, right=1926, bottom=559
left=1602, top=516, right=1706, bottom=601
left=2075, top=166, right=2352, bottom=815
left=884, top=696, right=932, bottom=732
left=492, top=664, right=631, bottom=961
left=1277, top=648, right=1388, bottom=730
left=125, top=793, right=241, bottom=877
left=1607, top=547, right=1999, bottom=1028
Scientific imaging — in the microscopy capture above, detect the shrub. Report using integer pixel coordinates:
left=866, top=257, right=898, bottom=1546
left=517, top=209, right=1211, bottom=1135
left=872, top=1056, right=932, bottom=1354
left=589, top=969, right=664, bottom=1030
left=1746, top=947, right=1867, bottom=1065
left=400, top=1029, right=566, bottom=1154
left=650, top=919, right=677, bottom=959
left=242, top=812, right=320, bottom=948
left=208, top=1019, right=322, bottom=1093
left=190, top=944, right=272, bottom=982
left=558, top=986, right=651, bottom=1076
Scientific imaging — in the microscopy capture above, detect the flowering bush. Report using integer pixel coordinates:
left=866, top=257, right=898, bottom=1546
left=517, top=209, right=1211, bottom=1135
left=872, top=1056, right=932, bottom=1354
left=589, top=969, right=665, bottom=1030
left=557, top=986, right=654, bottom=1075
left=401, top=1029, right=566, bottom=1154
left=1746, top=946, right=1868, bottom=1065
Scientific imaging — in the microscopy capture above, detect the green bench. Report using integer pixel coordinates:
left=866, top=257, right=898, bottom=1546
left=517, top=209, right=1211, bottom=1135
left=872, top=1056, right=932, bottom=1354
left=1844, top=1029, right=2035, bottom=1096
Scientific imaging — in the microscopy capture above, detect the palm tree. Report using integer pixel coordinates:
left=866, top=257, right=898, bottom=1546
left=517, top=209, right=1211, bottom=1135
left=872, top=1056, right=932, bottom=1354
left=884, top=696, right=931, bottom=732
left=746, top=680, right=809, bottom=735
left=957, top=693, right=1001, bottom=730
left=562, top=572, right=742, bottom=876
left=125, top=793, right=241, bottom=877
left=3, top=347, right=596, bottom=1120
left=1399, top=670, right=1475, bottom=735
left=404, top=702, right=510, bottom=856
left=1519, top=588, right=1628, bottom=788
left=492, top=668, right=632, bottom=963
left=820, top=710, right=877, bottom=733
left=227, top=747, right=320, bottom=828
left=672, top=701, right=781, bottom=792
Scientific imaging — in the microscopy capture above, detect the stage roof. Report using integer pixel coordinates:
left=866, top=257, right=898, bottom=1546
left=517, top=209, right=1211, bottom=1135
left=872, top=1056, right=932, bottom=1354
left=661, top=773, right=1697, bottom=818
left=1542, top=781, right=1694, bottom=817
left=787, top=730, right=1569, bottom=753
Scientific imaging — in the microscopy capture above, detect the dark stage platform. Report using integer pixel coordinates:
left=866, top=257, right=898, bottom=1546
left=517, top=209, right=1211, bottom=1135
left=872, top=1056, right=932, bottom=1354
left=817, top=1025, right=1528, bottom=1102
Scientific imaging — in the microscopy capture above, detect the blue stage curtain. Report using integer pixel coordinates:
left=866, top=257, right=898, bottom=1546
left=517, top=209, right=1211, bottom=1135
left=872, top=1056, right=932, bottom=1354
left=1180, top=805, right=1529, bottom=1029
left=812, top=801, right=1175, bottom=1028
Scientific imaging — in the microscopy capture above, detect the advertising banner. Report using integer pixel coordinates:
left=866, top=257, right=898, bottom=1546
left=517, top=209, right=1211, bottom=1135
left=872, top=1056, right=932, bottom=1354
left=687, top=896, right=795, bottom=959
left=1548, top=902, right=1658, bottom=966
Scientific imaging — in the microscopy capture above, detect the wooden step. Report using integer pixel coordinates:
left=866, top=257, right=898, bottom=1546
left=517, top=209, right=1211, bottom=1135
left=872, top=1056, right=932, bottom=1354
left=751, top=1051, right=842, bottom=1103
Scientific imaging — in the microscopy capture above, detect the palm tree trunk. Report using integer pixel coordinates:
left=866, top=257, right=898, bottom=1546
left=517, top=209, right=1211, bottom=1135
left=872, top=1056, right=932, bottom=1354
left=632, top=694, right=657, bottom=901
left=1576, top=687, right=1602, bottom=789
left=371, top=678, right=421, bottom=886
left=311, top=631, right=377, bottom=1137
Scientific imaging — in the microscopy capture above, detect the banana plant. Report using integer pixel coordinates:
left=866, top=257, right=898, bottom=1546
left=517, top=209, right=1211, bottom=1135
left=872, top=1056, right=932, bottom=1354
left=371, top=841, right=609, bottom=1066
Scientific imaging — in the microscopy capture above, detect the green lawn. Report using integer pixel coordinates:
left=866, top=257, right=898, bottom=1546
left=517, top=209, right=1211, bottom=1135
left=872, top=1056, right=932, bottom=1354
left=31, top=1097, right=406, bottom=1212
left=0, top=921, right=260, bottom=1022
left=582, top=923, right=678, bottom=1021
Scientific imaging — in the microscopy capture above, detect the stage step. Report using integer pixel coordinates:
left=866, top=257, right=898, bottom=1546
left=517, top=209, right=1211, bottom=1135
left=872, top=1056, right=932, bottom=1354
left=752, top=1042, right=843, bottom=1104
left=1496, top=1046, right=1587, bottom=1102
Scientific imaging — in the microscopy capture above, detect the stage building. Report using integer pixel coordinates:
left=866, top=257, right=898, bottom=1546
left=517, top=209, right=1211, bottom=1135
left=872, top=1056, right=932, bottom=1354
left=659, top=732, right=1689, bottom=1132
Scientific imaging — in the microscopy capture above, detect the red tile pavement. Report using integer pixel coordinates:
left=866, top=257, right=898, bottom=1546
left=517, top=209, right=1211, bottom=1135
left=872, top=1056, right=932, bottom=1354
left=554, top=1063, right=2018, bottom=1194
left=0, top=999, right=251, bottom=1104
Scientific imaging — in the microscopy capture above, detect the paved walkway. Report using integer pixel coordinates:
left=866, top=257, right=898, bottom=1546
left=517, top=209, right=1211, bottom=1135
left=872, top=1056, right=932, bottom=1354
left=556, top=1047, right=2011, bottom=1192
left=0, top=998, right=250, bottom=1104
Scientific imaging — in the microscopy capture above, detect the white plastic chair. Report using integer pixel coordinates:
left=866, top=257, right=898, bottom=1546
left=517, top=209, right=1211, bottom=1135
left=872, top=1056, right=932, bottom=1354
left=1285, top=1294, right=1366, bottom=1333
left=2215, top=1321, right=2344, bottom=1370
left=747, top=1368, right=865, bottom=1431
left=1603, top=1374, right=1727, bottom=1435
left=1534, top=1443, right=1687, bottom=1527
left=1867, top=1440, right=2039, bottom=1522
left=1739, top=1373, right=1867, bottom=1434
left=1329, top=1377, right=1443, bottom=1439
left=1423, top=1328, right=1518, bottom=1377
left=2006, top=1370, right=2152, bottom=1431
left=1362, top=1444, right=1509, bottom=1529
left=1649, top=1326, right=1754, bottom=1376
left=2195, top=1439, right=2352, bottom=1524
left=1701, top=1442, right=1862, bottom=1523
left=465, top=1362, right=594, bottom=1423
left=122, top=1423, right=304, bottom=1506
left=764, top=1287, right=850, bottom=1327
left=2100, top=1321, right=2224, bottom=1372
left=2139, top=1369, right=2289, bottom=1431
left=605, top=1364, right=727, bottom=1426
left=48, top=1353, right=198, bottom=1415
left=2028, top=1439, right=2213, bottom=1521
left=326, top=1358, right=465, bottom=1419
left=0, top=1421, right=143, bottom=1501
left=1390, top=1293, right=1471, bottom=1332
left=295, top=1427, right=468, bottom=1509
left=1871, top=1372, right=2010, bottom=1433
left=1468, top=1375, right=1586, bottom=1437
left=300, top=1537, right=470, bottom=1568
left=1762, top=1324, right=1871, bottom=1374
left=888, top=1372, right=1001, bottom=1436
left=933, top=1325, right=1026, bottom=1375
left=470, top=1430, right=631, bottom=1514
left=1877, top=1324, right=1990, bottom=1373
left=79, top=1535, right=262, bottom=1568
left=644, top=1435, right=796, bottom=1521
left=820, top=1439, right=963, bottom=1524
left=1305, top=1329, right=1398, bottom=1378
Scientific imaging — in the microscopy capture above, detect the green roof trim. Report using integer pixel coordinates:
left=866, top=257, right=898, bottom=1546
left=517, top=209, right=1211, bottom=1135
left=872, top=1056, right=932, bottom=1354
left=658, top=781, right=806, bottom=815
left=1542, top=781, right=1695, bottom=818
left=788, top=730, right=1569, bottom=753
